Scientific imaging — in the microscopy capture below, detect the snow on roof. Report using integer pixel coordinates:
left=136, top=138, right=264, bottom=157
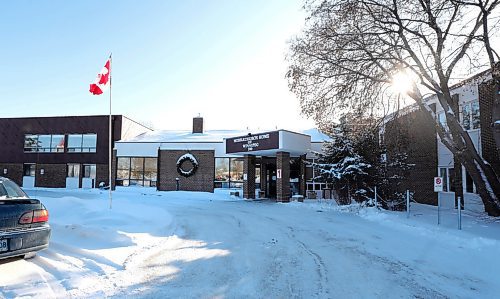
left=122, top=128, right=330, bottom=143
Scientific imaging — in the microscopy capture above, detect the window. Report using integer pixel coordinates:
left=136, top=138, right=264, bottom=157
left=230, top=158, right=244, bottom=188
left=23, top=134, right=65, bottom=153
left=307, top=182, right=327, bottom=191
left=82, top=134, right=97, bottom=152
left=465, top=170, right=474, bottom=193
left=130, top=158, right=145, bottom=182
left=68, top=134, right=97, bottom=153
left=439, top=168, right=449, bottom=192
left=214, top=158, right=230, bottom=188
left=214, top=157, right=249, bottom=189
left=37, top=135, right=52, bottom=152
left=471, top=102, right=480, bottom=129
left=0, top=179, right=28, bottom=198
left=437, top=112, right=447, bottom=129
left=51, top=135, right=65, bottom=152
left=83, top=164, right=96, bottom=179
left=68, top=134, right=83, bottom=152
left=24, top=135, right=38, bottom=152
left=144, top=158, right=157, bottom=186
left=116, top=157, right=157, bottom=187
left=461, top=101, right=480, bottom=130
left=23, top=164, right=35, bottom=177
left=67, top=164, right=80, bottom=178
left=117, top=157, right=131, bottom=186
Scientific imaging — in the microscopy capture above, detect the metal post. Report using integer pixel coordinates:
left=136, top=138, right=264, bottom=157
left=108, top=53, right=113, bottom=210
left=374, top=186, right=377, bottom=208
left=437, top=192, right=440, bottom=225
left=406, top=190, right=410, bottom=218
left=457, top=196, right=462, bottom=230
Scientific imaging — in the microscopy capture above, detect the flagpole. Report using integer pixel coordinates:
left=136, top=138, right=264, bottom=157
left=109, top=53, right=113, bottom=210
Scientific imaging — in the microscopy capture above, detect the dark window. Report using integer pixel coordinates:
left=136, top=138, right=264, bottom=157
left=23, top=164, right=35, bottom=177
left=465, top=171, right=474, bottom=193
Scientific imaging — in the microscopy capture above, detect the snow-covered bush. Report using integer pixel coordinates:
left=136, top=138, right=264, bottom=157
left=312, top=123, right=373, bottom=205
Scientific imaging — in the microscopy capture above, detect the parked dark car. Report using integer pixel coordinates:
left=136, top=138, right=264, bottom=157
left=0, top=177, right=51, bottom=260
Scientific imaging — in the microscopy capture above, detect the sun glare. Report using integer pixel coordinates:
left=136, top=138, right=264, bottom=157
left=391, top=71, right=414, bottom=94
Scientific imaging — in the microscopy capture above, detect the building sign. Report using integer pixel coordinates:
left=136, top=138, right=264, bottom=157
left=226, top=131, right=279, bottom=154
left=277, top=169, right=282, bottom=179
left=434, top=177, right=443, bottom=192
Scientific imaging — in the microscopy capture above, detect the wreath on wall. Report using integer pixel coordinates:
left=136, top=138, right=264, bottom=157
left=176, top=153, right=199, bottom=177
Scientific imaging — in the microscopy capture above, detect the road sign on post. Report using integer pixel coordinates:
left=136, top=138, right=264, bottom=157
left=434, top=177, right=443, bottom=192
left=434, top=177, right=443, bottom=225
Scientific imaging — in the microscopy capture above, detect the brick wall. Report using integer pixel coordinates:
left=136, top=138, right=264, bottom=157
left=384, top=108, right=438, bottom=205
left=479, top=81, right=500, bottom=176
left=157, top=150, right=214, bottom=192
left=35, top=164, right=66, bottom=188
left=0, top=163, right=23, bottom=186
left=243, top=155, right=256, bottom=199
left=96, top=164, right=110, bottom=188
left=299, top=154, right=306, bottom=196
left=276, top=151, right=291, bottom=202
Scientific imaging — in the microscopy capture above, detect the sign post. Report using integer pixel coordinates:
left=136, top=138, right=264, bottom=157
left=434, top=177, right=443, bottom=225
left=406, top=190, right=410, bottom=218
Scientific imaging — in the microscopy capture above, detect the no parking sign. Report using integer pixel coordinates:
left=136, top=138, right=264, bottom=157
left=434, top=177, right=443, bottom=192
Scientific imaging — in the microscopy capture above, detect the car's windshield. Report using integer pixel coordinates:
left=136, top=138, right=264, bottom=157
left=0, top=179, right=28, bottom=198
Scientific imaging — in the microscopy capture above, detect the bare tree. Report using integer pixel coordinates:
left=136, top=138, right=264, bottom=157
left=287, top=0, right=500, bottom=216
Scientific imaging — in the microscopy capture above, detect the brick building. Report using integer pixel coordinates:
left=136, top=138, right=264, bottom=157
left=383, top=107, right=438, bottom=205
left=115, top=117, right=329, bottom=201
left=382, top=70, right=500, bottom=212
left=0, top=115, right=151, bottom=189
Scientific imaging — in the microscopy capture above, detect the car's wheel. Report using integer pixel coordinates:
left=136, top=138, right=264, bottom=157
left=23, top=252, right=37, bottom=259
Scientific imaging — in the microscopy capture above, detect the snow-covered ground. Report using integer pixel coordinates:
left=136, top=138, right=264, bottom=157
left=1, top=187, right=499, bottom=298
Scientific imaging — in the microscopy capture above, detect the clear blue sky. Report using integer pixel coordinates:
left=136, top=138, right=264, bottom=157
left=0, top=0, right=314, bottom=131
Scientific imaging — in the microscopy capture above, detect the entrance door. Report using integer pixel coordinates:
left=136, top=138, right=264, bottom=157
left=66, top=163, right=80, bottom=189
left=266, top=164, right=277, bottom=199
left=22, top=164, right=36, bottom=188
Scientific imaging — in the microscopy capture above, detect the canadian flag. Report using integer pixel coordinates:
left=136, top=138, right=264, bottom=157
left=89, top=58, right=111, bottom=95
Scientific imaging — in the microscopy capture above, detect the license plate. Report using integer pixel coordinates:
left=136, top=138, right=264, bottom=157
left=0, top=239, right=8, bottom=252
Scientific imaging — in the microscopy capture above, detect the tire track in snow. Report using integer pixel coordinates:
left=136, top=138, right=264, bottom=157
left=287, top=226, right=329, bottom=298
